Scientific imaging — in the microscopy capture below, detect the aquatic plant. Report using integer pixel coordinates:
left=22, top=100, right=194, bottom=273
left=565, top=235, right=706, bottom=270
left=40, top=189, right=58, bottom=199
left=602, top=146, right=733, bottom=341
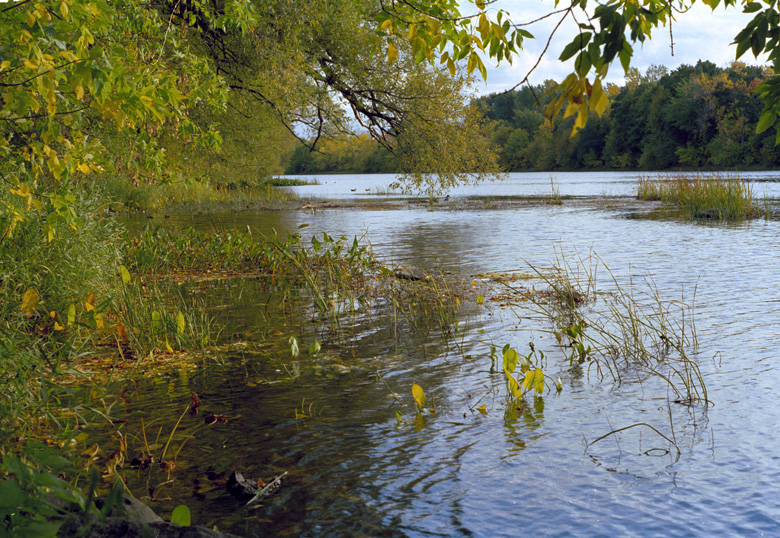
left=528, top=252, right=706, bottom=405
left=636, top=173, right=763, bottom=220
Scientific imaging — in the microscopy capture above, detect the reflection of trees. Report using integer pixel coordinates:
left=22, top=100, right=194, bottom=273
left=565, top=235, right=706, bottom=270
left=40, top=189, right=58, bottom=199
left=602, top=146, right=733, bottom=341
left=385, top=219, right=482, bottom=274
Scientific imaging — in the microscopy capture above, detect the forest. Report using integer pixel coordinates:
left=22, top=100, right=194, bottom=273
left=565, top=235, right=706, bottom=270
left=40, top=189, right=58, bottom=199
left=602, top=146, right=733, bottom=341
left=286, top=61, right=780, bottom=174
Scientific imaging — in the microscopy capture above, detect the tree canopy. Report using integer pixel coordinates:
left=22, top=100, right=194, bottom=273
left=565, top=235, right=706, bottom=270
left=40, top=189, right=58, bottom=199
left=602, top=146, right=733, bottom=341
left=3, top=0, right=780, bottom=227
left=376, top=0, right=780, bottom=141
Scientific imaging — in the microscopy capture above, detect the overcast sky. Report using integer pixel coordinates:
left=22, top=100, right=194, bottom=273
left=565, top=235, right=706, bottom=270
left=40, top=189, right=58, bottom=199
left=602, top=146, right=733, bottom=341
left=472, top=2, right=766, bottom=95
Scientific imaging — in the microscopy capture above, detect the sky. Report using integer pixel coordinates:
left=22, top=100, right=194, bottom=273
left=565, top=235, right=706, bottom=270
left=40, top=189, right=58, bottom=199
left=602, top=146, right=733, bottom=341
left=471, top=1, right=766, bottom=95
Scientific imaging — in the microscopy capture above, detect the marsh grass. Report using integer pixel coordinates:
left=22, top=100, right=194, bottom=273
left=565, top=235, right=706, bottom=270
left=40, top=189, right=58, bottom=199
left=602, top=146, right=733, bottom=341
left=637, top=173, right=763, bottom=219
left=525, top=251, right=706, bottom=405
left=101, top=175, right=300, bottom=214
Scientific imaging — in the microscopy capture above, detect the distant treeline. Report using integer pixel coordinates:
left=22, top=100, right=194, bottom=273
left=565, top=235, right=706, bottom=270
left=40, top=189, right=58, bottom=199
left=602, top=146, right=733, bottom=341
left=285, top=61, right=780, bottom=174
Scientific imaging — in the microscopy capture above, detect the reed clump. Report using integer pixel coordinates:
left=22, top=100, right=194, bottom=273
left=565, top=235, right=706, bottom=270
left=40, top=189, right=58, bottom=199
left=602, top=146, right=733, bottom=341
left=636, top=173, right=763, bottom=219
left=523, top=251, right=706, bottom=406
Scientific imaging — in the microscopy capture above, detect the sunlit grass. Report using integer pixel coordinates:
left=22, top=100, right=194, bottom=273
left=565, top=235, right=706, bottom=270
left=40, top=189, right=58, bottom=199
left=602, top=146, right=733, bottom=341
left=637, top=173, right=763, bottom=219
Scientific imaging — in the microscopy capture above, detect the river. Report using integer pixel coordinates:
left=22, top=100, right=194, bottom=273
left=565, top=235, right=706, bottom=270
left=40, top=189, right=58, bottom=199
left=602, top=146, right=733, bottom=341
left=115, top=171, right=780, bottom=537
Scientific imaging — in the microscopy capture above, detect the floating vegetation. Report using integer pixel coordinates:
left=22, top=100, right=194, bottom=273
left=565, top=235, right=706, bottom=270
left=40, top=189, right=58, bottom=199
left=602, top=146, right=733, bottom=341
left=636, top=172, right=764, bottom=220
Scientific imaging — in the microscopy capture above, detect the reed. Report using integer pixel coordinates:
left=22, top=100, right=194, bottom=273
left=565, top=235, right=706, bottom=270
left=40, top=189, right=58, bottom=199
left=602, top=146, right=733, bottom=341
left=522, top=251, right=706, bottom=405
left=636, top=173, right=763, bottom=219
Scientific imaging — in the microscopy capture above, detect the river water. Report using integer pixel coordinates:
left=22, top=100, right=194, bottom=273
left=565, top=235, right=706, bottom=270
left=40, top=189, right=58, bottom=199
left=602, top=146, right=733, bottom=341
left=116, top=172, right=780, bottom=537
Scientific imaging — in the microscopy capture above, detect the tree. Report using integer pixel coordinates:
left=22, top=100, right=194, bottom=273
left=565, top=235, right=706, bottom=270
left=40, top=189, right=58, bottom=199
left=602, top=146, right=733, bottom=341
left=0, top=0, right=235, bottom=239
left=377, top=0, right=780, bottom=143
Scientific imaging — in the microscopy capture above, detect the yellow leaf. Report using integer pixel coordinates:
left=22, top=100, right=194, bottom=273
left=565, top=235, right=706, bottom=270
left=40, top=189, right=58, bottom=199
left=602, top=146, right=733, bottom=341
left=21, top=288, right=40, bottom=316
left=380, top=18, right=393, bottom=33
left=67, top=304, right=76, bottom=324
left=477, top=404, right=487, bottom=415
left=77, top=162, right=91, bottom=174
left=116, top=321, right=129, bottom=341
left=412, top=383, right=426, bottom=410
left=387, top=41, right=398, bottom=63
left=408, top=24, right=417, bottom=41
left=25, top=11, right=36, bottom=27
left=563, top=99, right=579, bottom=119
left=166, top=337, right=174, bottom=353
left=177, top=311, right=186, bottom=334
left=534, top=368, right=545, bottom=394
left=118, top=265, right=131, bottom=284
left=476, top=294, right=484, bottom=305
left=590, top=77, right=608, bottom=117
left=523, top=369, right=535, bottom=392
left=94, top=313, right=104, bottom=329
left=50, top=311, right=56, bottom=318
left=573, top=103, right=588, bottom=134
left=504, top=366, right=522, bottom=399
left=54, top=321, right=64, bottom=331
left=59, top=0, right=69, bottom=18
left=85, top=293, right=95, bottom=312
left=426, top=16, right=441, bottom=35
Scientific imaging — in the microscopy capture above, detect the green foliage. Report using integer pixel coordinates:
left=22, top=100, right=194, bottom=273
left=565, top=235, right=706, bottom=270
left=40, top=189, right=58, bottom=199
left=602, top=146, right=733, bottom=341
left=0, top=446, right=84, bottom=538
left=475, top=62, right=778, bottom=172
left=170, top=505, right=191, bottom=526
left=378, top=0, right=780, bottom=143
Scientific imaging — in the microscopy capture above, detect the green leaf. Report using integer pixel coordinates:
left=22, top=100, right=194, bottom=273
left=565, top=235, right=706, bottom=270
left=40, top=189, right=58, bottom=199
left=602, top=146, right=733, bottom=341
left=559, top=33, right=592, bottom=62
left=171, top=505, right=191, bottom=526
left=308, top=340, right=321, bottom=355
left=0, top=479, right=25, bottom=508
left=176, top=311, right=186, bottom=334
left=757, top=110, right=776, bottom=133
left=289, top=336, right=299, bottom=358
left=67, top=304, right=76, bottom=325
left=744, top=2, right=762, bottom=13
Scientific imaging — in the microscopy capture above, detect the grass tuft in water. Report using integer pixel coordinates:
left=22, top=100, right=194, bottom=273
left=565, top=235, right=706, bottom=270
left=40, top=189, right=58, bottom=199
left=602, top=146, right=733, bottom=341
left=524, top=251, right=706, bottom=406
left=636, top=173, right=763, bottom=220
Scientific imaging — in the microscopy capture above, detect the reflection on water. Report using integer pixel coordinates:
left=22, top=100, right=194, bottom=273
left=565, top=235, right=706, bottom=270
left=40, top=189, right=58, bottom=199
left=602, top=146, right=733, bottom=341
left=108, top=172, right=780, bottom=536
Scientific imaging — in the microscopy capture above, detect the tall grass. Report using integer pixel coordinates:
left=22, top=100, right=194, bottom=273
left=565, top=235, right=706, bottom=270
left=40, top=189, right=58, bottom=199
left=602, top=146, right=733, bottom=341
left=100, top=175, right=301, bottom=214
left=522, top=251, right=706, bottom=405
left=637, top=173, right=763, bottom=219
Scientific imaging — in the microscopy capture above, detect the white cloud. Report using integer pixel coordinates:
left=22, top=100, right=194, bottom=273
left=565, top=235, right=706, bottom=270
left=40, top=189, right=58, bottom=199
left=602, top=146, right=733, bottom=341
left=471, top=2, right=766, bottom=96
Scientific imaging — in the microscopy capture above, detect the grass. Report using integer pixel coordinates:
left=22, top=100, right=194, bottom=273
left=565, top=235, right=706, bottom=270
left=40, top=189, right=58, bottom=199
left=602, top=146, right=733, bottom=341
left=506, top=250, right=707, bottom=406
left=637, top=173, right=763, bottom=219
left=100, top=175, right=303, bottom=214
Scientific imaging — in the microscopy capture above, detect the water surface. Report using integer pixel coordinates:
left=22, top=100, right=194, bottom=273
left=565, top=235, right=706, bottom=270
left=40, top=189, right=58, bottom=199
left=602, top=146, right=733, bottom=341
left=113, top=171, right=780, bottom=537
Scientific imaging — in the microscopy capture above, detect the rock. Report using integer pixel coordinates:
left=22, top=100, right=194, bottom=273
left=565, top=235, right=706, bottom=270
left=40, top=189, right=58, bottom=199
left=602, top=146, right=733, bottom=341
left=94, top=494, right=163, bottom=524
left=393, top=266, right=431, bottom=282
left=693, top=208, right=723, bottom=219
left=55, top=493, right=244, bottom=538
